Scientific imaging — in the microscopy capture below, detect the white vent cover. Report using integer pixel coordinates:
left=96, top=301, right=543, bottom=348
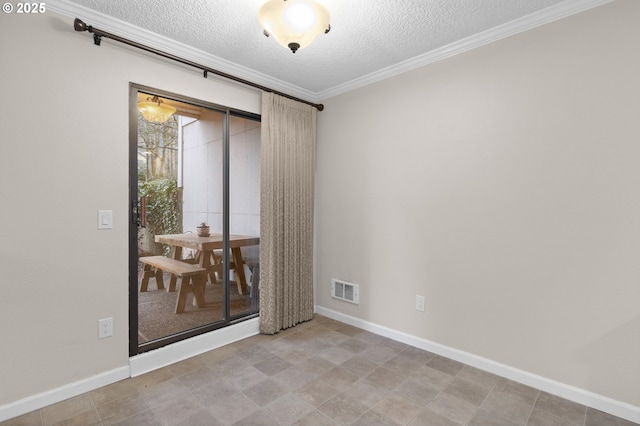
left=331, top=279, right=359, bottom=304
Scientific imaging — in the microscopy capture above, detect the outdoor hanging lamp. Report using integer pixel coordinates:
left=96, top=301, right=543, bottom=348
left=138, top=95, right=176, bottom=124
left=258, top=0, right=331, bottom=53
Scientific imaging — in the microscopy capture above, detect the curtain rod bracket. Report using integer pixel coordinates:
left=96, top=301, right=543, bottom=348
left=203, top=70, right=208, bottom=78
left=73, top=19, right=101, bottom=46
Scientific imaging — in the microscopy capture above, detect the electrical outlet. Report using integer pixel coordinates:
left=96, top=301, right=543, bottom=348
left=98, top=318, right=113, bottom=339
left=416, top=295, right=425, bottom=312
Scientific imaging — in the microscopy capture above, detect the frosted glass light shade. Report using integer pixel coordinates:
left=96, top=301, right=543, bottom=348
left=258, top=0, right=330, bottom=53
left=138, top=97, right=176, bottom=124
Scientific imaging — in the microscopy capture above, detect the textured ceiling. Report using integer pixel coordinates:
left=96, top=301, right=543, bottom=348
left=51, top=0, right=608, bottom=102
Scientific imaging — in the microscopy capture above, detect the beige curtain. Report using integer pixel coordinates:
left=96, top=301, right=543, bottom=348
left=259, top=92, right=316, bottom=334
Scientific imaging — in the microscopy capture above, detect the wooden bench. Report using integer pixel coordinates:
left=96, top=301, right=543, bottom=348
left=139, top=256, right=207, bottom=313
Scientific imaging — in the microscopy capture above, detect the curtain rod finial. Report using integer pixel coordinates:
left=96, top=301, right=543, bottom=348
left=74, top=18, right=87, bottom=32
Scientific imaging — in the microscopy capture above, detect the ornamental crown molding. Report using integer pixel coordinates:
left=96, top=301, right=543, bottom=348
left=48, top=0, right=613, bottom=103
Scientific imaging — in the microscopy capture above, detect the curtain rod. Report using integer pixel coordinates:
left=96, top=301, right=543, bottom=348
left=73, top=18, right=324, bottom=111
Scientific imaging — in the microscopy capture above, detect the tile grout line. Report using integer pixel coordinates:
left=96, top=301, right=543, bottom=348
left=88, top=390, right=104, bottom=426
left=464, top=374, right=500, bottom=426
left=524, top=390, right=542, bottom=426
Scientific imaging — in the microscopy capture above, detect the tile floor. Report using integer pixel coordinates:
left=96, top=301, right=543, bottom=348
left=2, top=315, right=637, bottom=426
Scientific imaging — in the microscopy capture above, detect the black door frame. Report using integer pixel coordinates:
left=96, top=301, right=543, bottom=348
left=128, top=83, right=260, bottom=356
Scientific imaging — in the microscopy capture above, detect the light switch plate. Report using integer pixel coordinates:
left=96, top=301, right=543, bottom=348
left=98, top=210, right=113, bottom=229
left=416, top=295, right=425, bottom=312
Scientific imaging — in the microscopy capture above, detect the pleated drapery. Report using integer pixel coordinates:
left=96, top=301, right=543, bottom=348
left=259, top=92, right=316, bottom=334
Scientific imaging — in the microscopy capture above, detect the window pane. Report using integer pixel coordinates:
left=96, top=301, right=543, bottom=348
left=229, top=115, right=261, bottom=316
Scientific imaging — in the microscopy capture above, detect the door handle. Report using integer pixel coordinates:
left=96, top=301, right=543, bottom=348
left=132, top=199, right=145, bottom=227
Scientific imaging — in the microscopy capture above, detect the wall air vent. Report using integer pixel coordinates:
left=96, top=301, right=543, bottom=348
left=331, top=279, right=359, bottom=304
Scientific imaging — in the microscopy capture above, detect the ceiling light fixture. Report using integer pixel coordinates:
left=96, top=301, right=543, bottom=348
left=258, top=0, right=330, bottom=53
left=138, top=95, right=176, bottom=124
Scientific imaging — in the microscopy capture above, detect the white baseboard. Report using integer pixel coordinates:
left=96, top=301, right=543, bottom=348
left=0, top=317, right=260, bottom=423
left=314, top=305, right=640, bottom=424
left=0, top=366, right=129, bottom=423
left=130, top=317, right=260, bottom=377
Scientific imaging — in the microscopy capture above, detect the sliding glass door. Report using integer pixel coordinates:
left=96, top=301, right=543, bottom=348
left=129, top=84, right=260, bottom=355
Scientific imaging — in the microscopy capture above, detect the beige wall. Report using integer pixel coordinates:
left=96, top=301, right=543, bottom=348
left=315, top=0, right=640, bottom=408
left=0, top=12, right=260, bottom=405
